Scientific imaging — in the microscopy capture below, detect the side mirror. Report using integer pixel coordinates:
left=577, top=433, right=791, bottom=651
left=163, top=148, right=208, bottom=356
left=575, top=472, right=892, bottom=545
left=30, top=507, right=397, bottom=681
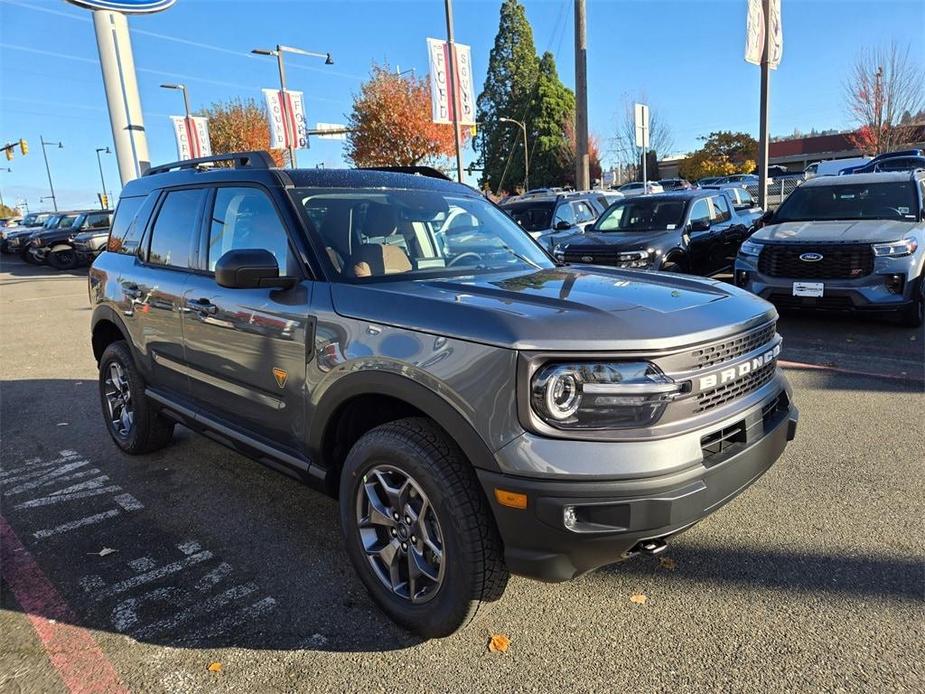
left=689, top=219, right=711, bottom=233
left=555, top=220, right=573, bottom=231
left=215, top=249, right=296, bottom=289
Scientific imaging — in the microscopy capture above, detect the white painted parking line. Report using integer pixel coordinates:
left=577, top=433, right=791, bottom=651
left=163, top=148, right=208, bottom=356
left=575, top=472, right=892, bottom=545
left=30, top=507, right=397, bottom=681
left=33, top=509, right=122, bottom=540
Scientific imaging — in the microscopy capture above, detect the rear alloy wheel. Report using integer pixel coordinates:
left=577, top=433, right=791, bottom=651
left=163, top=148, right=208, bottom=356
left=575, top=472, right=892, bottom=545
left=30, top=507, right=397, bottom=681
left=340, top=418, right=509, bottom=638
left=48, top=248, right=79, bottom=270
left=98, top=341, right=175, bottom=454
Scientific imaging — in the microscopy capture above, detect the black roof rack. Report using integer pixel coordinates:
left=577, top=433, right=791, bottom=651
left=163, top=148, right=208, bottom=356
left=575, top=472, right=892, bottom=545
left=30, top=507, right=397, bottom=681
left=358, top=166, right=452, bottom=181
left=144, top=151, right=275, bottom=177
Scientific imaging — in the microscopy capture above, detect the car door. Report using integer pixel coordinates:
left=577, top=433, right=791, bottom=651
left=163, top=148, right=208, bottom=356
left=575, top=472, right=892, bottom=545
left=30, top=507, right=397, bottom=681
left=135, top=187, right=207, bottom=397
left=684, top=197, right=716, bottom=275
left=181, top=185, right=312, bottom=452
left=708, top=193, right=743, bottom=271
left=553, top=201, right=577, bottom=231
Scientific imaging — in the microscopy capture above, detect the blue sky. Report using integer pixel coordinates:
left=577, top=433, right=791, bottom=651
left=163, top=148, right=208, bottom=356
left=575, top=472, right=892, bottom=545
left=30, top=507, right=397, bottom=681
left=1, top=0, right=923, bottom=210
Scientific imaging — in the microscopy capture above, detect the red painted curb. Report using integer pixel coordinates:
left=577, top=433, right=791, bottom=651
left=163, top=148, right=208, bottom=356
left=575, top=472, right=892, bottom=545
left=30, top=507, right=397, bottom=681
left=0, top=515, right=128, bottom=694
left=779, top=359, right=924, bottom=384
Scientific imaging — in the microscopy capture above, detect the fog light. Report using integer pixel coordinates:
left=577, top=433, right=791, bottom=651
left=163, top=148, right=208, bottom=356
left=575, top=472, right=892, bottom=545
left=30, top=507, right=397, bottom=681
left=885, top=274, right=905, bottom=295
left=563, top=505, right=578, bottom=530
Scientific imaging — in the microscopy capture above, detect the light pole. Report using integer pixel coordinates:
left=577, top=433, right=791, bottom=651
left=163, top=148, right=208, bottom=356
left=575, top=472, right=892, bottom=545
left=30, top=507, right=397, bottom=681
left=443, top=0, right=464, bottom=183
left=499, top=117, right=529, bottom=192
left=95, top=147, right=111, bottom=209
left=0, top=167, right=11, bottom=208
left=251, top=45, right=334, bottom=168
left=40, top=136, right=62, bottom=212
left=160, top=82, right=191, bottom=119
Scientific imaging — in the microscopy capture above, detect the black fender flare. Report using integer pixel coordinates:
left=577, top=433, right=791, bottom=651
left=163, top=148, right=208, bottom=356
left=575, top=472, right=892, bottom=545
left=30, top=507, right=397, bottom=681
left=308, top=370, right=502, bottom=476
left=90, top=305, right=136, bottom=365
left=659, top=247, right=687, bottom=269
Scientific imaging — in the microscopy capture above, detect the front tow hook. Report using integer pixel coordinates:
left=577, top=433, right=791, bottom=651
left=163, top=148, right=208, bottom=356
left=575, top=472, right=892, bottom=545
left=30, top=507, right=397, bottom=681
left=625, top=538, right=668, bottom=559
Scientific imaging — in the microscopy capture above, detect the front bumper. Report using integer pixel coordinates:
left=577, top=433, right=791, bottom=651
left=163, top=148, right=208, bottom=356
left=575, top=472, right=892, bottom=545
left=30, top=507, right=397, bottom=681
left=735, top=252, right=922, bottom=313
left=478, top=394, right=797, bottom=582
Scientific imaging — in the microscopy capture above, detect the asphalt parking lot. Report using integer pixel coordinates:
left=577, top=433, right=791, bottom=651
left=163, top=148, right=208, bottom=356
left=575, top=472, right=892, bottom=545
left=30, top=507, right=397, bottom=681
left=1, top=257, right=923, bottom=694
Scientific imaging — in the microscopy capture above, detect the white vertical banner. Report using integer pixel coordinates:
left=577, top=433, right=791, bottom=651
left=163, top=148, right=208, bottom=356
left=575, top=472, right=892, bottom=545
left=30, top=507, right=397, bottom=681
left=426, top=37, right=476, bottom=126
left=634, top=103, right=650, bottom=148
left=263, top=88, right=308, bottom=150
left=170, top=115, right=211, bottom=160
left=745, top=0, right=782, bottom=68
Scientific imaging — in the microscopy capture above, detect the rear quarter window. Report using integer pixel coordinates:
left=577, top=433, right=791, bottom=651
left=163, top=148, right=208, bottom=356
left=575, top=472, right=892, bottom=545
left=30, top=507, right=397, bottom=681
left=107, top=196, right=147, bottom=255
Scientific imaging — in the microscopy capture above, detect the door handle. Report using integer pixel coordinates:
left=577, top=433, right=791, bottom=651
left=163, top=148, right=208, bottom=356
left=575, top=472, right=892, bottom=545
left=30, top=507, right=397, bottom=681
left=188, top=298, right=218, bottom=316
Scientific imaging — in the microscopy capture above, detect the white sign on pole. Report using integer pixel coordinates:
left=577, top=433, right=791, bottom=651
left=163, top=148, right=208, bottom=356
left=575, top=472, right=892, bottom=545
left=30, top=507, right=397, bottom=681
left=745, top=0, right=782, bottom=69
left=315, top=122, right=348, bottom=141
left=170, top=115, right=211, bottom=160
left=263, top=88, right=308, bottom=150
left=634, top=103, right=650, bottom=149
left=426, top=37, right=476, bottom=126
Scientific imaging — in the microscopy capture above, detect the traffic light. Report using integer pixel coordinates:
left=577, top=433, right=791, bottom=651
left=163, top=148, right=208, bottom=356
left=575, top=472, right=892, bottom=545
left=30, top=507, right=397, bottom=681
left=4, top=148, right=12, bottom=161
left=469, top=124, right=478, bottom=137
left=19, top=139, right=28, bottom=155
left=98, top=193, right=109, bottom=209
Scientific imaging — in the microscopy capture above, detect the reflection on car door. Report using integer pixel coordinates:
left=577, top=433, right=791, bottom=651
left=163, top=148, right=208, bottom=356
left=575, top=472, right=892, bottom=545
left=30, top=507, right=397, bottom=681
left=708, top=194, right=742, bottom=271
left=685, top=198, right=715, bottom=275
left=181, top=185, right=312, bottom=452
left=135, top=187, right=207, bottom=397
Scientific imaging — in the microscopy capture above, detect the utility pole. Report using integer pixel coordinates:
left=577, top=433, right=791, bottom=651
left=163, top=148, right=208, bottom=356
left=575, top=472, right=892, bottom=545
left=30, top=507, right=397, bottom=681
left=252, top=45, right=334, bottom=169
left=444, top=0, right=465, bottom=183
left=40, top=136, right=62, bottom=212
left=756, top=0, right=771, bottom=209
left=574, top=0, right=590, bottom=190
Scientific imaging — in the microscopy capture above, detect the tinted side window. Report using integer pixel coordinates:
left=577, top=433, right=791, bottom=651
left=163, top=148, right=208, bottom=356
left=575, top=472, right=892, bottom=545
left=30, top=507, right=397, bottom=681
left=108, top=197, right=145, bottom=255
left=148, top=189, right=204, bottom=268
left=689, top=198, right=711, bottom=224
left=709, top=195, right=732, bottom=222
left=573, top=201, right=595, bottom=223
left=206, top=187, right=296, bottom=274
left=86, top=212, right=111, bottom=229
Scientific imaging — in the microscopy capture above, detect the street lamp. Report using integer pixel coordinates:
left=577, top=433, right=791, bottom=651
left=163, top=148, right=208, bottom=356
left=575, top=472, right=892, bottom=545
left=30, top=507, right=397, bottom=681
left=499, top=117, right=529, bottom=192
left=40, top=136, right=63, bottom=212
left=251, top=44, right=334, bottom=169
left=160, top=83, right=191, bottom=118
left=95, top=147, right=111, bottom=209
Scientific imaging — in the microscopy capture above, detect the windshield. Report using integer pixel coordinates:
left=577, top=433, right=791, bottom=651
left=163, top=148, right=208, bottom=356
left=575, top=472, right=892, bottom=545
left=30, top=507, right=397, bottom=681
left=292, top=188, right=554, bottom=282
left=500, top=201, right=555, bottom=232
left=594, top=198, right=687, bottom=232
left=774, top=182, right=920, bottom=222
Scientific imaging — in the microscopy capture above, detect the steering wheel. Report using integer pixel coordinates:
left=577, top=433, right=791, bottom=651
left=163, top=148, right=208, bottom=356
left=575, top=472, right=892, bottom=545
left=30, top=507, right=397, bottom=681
left=876, top=207, right=904, bottom=218
left=447, top=252, right=483, bottom=267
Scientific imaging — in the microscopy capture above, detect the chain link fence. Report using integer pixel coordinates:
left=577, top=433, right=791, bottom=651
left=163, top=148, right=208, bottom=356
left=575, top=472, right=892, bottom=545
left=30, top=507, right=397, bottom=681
left=745, top=178, right=803, bottom=209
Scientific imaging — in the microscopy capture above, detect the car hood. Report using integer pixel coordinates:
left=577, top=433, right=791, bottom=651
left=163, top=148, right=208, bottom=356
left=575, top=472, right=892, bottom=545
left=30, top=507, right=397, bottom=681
left=560, top=229, right=678, bottom=251
left=330, top=266, right=775, bottom=351
left=755, top=219, right=919, bottom=243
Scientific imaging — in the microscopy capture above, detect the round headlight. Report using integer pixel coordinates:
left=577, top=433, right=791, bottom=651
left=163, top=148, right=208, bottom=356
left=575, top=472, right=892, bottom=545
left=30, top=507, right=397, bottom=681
left=544, top=369, right=582, bottom=420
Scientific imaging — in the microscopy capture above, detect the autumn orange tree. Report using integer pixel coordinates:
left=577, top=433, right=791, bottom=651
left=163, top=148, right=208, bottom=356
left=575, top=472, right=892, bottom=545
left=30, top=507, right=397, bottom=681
left=199, top=98, right=285, bottom=166
left=346, top=65, right=464, bottom=168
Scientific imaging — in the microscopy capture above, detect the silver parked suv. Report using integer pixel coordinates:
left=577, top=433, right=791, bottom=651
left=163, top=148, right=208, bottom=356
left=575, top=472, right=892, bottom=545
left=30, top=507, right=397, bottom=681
left=735, top=170, right=925, bottom=327
left=89, top=152, right=798, bottom=637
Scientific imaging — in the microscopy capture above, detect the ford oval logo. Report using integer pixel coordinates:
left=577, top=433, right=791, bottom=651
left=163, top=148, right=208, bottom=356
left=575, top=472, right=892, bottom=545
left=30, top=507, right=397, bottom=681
left=799, top=252, right=824, bottom=262
left=65, top=0, right=176, bottom=13
left=581, top=255, right=594, bottom=263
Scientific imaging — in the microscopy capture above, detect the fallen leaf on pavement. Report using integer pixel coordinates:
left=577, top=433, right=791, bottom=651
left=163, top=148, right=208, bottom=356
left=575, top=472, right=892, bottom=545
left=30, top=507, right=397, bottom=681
left=659, top=557, right=677, bottom=571
left=630, top=592, right=647, bottom=605
left=487, top=633, right=510, bottom=653
left=208, top=662, right=222, bottom=673
left=88, top=548, right=117, bottom=557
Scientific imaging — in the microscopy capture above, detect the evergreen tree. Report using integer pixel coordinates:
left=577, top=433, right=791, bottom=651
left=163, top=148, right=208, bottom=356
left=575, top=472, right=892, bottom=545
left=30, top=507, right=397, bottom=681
left=475, top=0, right=539, bottom=193
left=529, top=52, right=575, bottom=188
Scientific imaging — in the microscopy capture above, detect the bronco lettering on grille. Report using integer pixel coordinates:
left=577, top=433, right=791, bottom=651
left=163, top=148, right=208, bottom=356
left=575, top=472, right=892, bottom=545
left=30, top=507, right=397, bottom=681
left=698, top=343, right=781, bottom=390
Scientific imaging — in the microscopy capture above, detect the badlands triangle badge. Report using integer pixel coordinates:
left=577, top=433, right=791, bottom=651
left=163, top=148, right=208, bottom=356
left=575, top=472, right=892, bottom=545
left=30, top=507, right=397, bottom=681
left=272, top=367, right=288, bottom=389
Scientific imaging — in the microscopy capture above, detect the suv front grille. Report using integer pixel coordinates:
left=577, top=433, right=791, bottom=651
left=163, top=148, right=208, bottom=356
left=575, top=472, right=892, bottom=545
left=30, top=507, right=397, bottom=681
left=690, top=321, right=776, bottom=368
left=694, top=361, right=777, bottom=413
left=562, top=248, right=624, bottom=266
left=757, top=243, right=874, bottom=279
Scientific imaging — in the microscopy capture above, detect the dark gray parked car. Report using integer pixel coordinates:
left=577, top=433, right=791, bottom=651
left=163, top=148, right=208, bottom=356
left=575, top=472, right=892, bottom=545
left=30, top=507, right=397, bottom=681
left=89, top=152, right=798, bottom=637
left=735, top=170, right=925, bottom=326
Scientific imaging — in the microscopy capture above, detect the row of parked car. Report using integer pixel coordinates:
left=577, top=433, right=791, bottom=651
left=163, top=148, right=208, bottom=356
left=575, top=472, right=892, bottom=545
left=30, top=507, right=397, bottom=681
left=500, top=166, right=925, bottom=327
left=0, top=208, right=112, bottom=269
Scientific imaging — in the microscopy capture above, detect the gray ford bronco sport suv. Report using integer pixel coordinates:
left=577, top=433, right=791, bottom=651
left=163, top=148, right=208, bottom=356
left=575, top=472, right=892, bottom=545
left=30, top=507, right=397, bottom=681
left=89, top=152, right=798, bottom=637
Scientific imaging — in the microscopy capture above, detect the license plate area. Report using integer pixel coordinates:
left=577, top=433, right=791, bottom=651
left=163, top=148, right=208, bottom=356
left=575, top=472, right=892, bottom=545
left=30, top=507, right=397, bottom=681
left=793, top=282, right=824, bottom=297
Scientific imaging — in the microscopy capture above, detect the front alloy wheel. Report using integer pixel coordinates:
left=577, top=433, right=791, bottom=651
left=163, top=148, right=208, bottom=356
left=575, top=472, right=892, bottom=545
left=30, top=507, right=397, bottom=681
left=104, top=361, right=134, bottom=438
left=357, top=465, right=445, bottom=604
